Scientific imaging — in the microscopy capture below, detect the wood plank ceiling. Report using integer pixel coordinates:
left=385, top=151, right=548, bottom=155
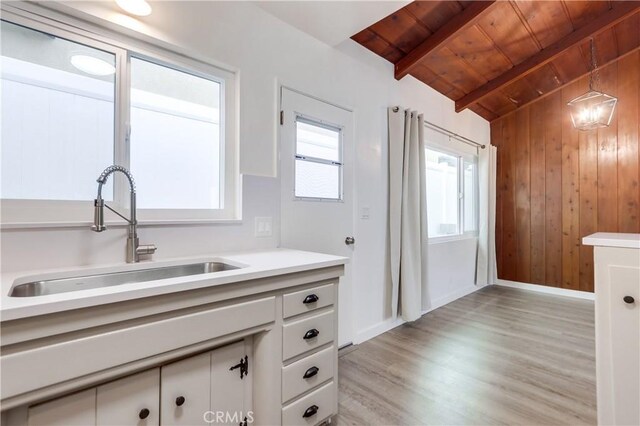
left=352, top=1, right=640, bottom=121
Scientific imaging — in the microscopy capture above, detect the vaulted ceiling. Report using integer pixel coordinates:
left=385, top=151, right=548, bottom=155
left=352, top=1, right=640, bottom=121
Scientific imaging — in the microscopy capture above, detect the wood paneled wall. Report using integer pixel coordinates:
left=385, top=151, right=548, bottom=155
left=491, top=51, right=639, bottom=292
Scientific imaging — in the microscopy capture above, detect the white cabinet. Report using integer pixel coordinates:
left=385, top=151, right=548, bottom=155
left=28, top=389, right=96, bottom=426
left=280, top=283, right=338, bottom=425
left=161, top=352, right=211, bottom=426
left=210, top=340, right=252, bottom=426
left=584, top=233, right=640, bottom=426
left=97, top=369, right=160, bottom=426
left=161, top=340, right=251, bottom=426
left=23, top=341, right=251, bottom=426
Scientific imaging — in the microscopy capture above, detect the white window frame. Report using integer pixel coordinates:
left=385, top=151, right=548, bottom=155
left=293, top=114, right=344, bottom=202
left=425, top=144, right=479, bottom=244
left=0, top=4, right=239, bottom=228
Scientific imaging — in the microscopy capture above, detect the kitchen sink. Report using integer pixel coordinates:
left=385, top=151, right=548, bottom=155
left=9, top=262, right=240, bottom=297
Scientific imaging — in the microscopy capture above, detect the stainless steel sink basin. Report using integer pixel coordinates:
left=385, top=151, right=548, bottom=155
left=9, top=262, right=240, bottom=297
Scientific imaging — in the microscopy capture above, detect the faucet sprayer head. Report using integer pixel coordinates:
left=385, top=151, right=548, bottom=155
left=92, top=197, right=106, bottom=232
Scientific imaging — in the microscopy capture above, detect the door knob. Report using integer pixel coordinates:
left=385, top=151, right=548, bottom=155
left=345, top=236, right=355, bottom=245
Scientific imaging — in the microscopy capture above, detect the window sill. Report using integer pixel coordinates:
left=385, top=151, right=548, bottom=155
left=0, top=218, right=243, bottom=230
left=427, top=233, right=478, bottom=245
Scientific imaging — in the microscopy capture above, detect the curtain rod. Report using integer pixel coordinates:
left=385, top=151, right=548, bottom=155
left=392, top=106, right=486, bottom=149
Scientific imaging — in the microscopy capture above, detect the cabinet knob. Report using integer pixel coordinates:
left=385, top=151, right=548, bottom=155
left=303, top=328, right=320, bottom=340
left=303, top=294, right=319, bottom=304
left=139, top=408, right=150, bottom=420
left=303, top=366, right=319, bottom=379
left=302, top=404, right=319, bottom=418
left=623, top=296, right=635, bottom=304
left=176, top=396, right=186, bottom=406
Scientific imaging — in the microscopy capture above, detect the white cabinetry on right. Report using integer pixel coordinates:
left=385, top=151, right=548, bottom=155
left=585, top=234, right=640, bottom=426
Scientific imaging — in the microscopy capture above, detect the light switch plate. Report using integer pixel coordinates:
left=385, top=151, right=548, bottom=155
left=255, top=217, right=273, bottom=237
left=361, top=206, right=370, bottom=220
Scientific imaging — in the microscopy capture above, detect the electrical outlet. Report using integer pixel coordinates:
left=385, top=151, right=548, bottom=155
left=254, top=217, right=272, bottom=237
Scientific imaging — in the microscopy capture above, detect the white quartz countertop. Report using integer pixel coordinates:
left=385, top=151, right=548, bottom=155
left=582, top=232, right=640, bottom=249
left=0, top=248, right=347, bottom=322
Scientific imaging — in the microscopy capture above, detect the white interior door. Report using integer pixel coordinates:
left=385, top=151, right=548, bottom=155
left=280, top=87, right=355, bottom=346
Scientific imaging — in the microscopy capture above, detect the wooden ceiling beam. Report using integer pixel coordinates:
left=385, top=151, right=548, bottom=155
left=455, top=2, right=640, bottom=113
left=394, top=1, right=497, bottom=80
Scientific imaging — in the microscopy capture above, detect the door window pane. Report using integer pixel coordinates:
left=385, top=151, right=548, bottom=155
left=1, top=20, right=115, bottom=201
left=295, top=160, right=340, bottom=199
left=129, top=57, right=222, bottom=209
left=426, top=149, right=459, bottom=237
left=296, top=120, right=340, bottom=162
left=294, top=118, right=342, bottom=200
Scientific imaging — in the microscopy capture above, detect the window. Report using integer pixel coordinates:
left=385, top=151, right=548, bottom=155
left=426, top=147, right=478, bottom=239
left=294, top=117, right=342, bottom=200
left=129, top=57, right=222, bottom=210
left=0, top=10, right=237, bottom=226
left=1, top=20, right=116, bottom=202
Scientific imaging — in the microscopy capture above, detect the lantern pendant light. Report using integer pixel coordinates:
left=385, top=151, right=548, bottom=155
left=567, top=39, right=617, bottom=131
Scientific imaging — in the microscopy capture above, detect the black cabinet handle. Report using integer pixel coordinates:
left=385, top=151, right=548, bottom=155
left=303, top=328, right=319, bottom=340
left=303, top=366, right=319, bottom=379
left=303, top=294, right=319, bottom=304
left=176, top=396, right=186, bottom=406
left=139, top=408, right=150, bottom=420
left=623, top=296, right=635, bottom=304
left=302, top=405, right=319, bottom=418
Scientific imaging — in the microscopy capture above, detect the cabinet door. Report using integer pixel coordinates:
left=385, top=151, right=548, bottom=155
left=161, top=352, right=211, bottom=426
left=96, top=369, right=160, bottom=426
left=28, top=388, right=96, bottom=426
left=609, top=266, right=640, bottom=426
left=210, top=340, right=252, bottom=426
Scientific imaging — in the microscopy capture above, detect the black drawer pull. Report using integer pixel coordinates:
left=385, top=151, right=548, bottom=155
left=623, top=296, right=635, bottom=304
left=302, top=405, right=319, bottom=418
left=303, top=328, right=320, bottom=340
left=176, top=396, right=186, bottom=406
left=303, top=366, right=319, bottom=379
left=303, top=294, right=319, bottom=304
left=139, top=408, right=150, bottom=420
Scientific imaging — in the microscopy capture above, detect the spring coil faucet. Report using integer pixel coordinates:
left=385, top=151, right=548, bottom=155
left=92, top=165, right=157, bottom=263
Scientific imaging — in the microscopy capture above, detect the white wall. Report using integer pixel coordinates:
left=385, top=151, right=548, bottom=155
left=0, top=1, right=490, bottom=342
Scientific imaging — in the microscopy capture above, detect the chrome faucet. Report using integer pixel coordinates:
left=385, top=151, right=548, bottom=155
left=92, top=165, right=157, bottom=263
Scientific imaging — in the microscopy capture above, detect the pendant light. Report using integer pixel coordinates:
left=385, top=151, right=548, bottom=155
left=567, top=39, right=617, bottom=131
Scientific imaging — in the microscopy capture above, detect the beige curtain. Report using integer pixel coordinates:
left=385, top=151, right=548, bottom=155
left=388, top=107, right=427, bottom=322
left=476, top=144, right=498, bottom=285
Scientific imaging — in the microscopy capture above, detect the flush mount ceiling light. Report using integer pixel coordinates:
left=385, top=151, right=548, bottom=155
left=70, top=55, right=116, bottom=76
left=567, top=39, right=617, bottom=131
left=115, top=0, right=152, bottom=16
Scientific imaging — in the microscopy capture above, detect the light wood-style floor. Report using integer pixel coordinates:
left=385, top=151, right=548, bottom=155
left=336, top=285, right=596, bottom=425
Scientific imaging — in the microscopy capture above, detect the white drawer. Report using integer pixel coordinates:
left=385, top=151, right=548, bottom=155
left=282, top=381, right=336, bottom=426
left=282, top=346, right=334, bottom=403
left=282, top=310, right=334, bottom=361
left=283, top=284, right=335, bottom=319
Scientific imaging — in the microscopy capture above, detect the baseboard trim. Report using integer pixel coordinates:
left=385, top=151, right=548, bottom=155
left=353, top=317, right=405, bottom=344
left=353, top=284, right=484, bottom=344
left=496, top=279, right=595, bottom=300
left=424, top=284, right=480, bottom=314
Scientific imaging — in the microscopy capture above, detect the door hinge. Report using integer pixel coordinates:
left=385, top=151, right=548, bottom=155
left=280, top=110, right=284, bottom=125
left=239, top=417, right=248, bottom=426
left=229, top=355, right=248, bottom=379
